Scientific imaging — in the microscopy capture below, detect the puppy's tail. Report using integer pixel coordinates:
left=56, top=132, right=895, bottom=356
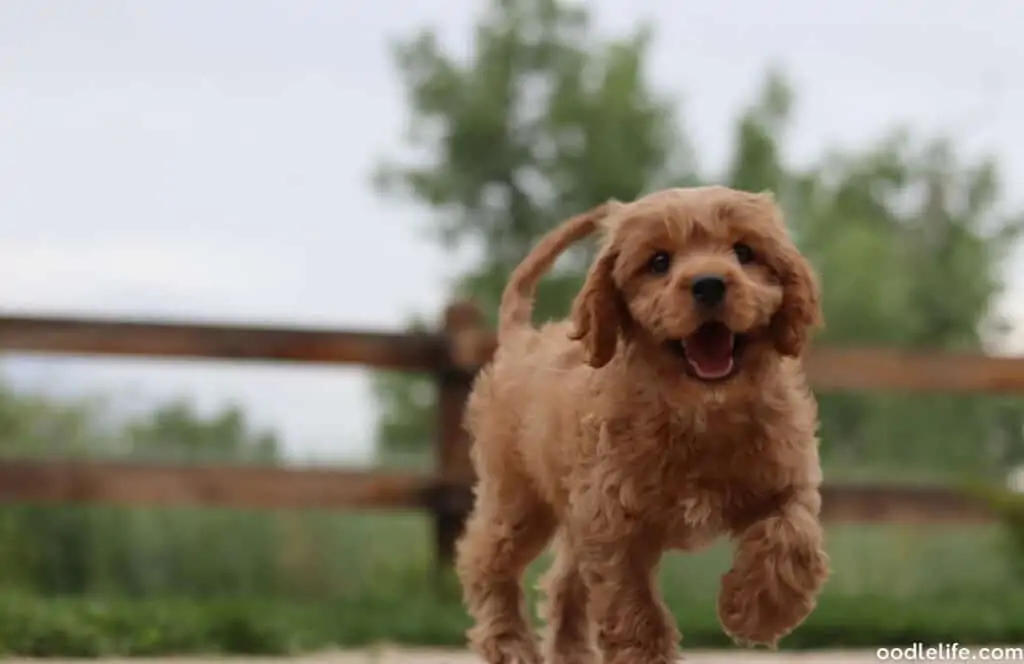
left=498, top=202, right=614, bottom=343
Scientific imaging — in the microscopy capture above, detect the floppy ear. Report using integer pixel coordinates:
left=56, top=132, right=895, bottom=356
left=569, top=248, right=625, bottom=368
left=770, top=248, right=823, bottom=358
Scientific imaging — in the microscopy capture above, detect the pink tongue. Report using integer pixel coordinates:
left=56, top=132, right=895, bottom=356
left=685, top=325, right=734, bottom=378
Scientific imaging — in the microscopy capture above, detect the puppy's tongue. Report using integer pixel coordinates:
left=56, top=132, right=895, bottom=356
left=684, top=323, right=735, bottom=379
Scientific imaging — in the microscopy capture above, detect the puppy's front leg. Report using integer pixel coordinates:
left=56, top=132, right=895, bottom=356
left=718, top=486, right=830, bottom=647
left=570, top=484, right=679, bottom=664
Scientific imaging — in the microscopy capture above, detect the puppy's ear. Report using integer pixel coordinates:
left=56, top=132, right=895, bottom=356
left=569, top=248, right=625, bottom=368
left=737, top=191, right=823, bottom=358
left=770, top=248, right=823, bottom=358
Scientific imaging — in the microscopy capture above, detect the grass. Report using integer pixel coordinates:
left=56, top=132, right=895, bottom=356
left=1, top=512, right=1024, bottom=656
left=3, top=589, right=1024, bottom=657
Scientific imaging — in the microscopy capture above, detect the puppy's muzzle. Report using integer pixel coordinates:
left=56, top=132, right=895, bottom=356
left=691, top=274, right=727, bottom=309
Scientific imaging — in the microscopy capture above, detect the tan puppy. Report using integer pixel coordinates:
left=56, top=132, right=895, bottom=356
left=456, top=186, right=829, bottom=664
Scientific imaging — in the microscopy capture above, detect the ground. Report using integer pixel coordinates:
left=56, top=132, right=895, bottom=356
left=0, top=651, right=913, bottom=663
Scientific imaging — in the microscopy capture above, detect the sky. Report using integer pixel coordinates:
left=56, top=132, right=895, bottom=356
left=3, top=0, right=1024, bottom=465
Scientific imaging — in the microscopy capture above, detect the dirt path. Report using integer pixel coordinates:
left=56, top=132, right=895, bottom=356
left=0, top=650, right=901, bottom=663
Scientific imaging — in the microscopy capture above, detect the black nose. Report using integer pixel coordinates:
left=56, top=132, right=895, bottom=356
left=691, top=275, right=726, bottom=307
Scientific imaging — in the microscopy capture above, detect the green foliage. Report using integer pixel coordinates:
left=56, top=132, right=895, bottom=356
left=1, top=519, right=1024, bottom=655
left=1, top=380, right=1022, bottom=652
left=0, top=383, right=117, bottom=458
left=122, top=401, right=279, bottom=464
left=376, top=0, right=686, bottom=263
left=0, top=386, right=287, bottom=596
left=4, top=591, right=1024, bottom=656
left=960, top=483, right=1024, bottom=580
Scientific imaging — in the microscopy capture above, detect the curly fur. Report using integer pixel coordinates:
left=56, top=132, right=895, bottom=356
left=455, top=186, right=830, bottom=664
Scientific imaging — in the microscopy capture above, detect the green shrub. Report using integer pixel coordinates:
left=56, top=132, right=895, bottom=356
left=958, top=483, right=1024, bottom=580
left=1, top=509, right=1022, bottom=656
left=1, top=589, right=1024, bottom=657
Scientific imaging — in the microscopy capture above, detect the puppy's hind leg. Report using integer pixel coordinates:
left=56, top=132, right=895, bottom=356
left=456, top=475, right=554, bottom=664
left=537, top=532, right=597, bottom=664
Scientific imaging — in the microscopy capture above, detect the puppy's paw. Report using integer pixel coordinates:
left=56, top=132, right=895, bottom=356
left=472, top=633, right=543, bottom=664
left=544, top=649, right=599, bottom=664
left=717, top=518, right=829, bottom=646
left=600, top=645, right=677, bottom=664
left=597, top=612, right=680, bottom=664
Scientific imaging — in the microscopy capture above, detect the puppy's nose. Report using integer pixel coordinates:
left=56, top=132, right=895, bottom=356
left=691, top=275, right=727, bottom=308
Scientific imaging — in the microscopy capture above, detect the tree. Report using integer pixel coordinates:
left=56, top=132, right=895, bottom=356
left=122, top=399, right=279, bottom=464
left=374, top=0, right=1024, bottom=480
left=372, top=0, right=689, bottom=456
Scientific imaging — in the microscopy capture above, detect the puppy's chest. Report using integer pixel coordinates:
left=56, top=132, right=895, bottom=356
left=656, top=418, right=784, bottom=548
left=659, top=476, right=766, bottom=549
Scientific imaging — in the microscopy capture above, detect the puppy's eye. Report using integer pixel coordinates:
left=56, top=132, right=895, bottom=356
left=733, top=242, right=755, bottom=264
left=648, top=251, right=672, bottom=274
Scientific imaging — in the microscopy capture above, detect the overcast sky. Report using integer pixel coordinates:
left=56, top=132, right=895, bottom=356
left=3, top=0, right=1024, bottom=464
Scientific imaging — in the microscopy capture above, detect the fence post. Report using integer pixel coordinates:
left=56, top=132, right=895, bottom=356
left=434, top=300, right=484, bottom=571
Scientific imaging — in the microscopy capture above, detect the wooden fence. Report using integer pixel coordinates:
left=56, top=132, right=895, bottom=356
left=2, top=302, right=1024, bottom=568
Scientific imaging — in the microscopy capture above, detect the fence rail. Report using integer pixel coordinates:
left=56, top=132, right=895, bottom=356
left=6, top=312, right=1024, bottom=392
left=0, top=314, right=446, bottom=371
left=0, top=307, right=1019, bottom=566
left=0, top=459, right=995, bottom=525
left=0, top=459, right=437, bottom=510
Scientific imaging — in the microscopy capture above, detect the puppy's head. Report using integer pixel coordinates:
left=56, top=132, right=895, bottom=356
left=569, top=186, right=822, bottom=383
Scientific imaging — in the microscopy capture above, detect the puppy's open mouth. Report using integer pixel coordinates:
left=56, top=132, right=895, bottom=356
left=667, top=322, right=746, bottom=382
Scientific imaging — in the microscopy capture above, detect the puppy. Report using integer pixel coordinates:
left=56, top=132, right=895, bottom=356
left=455, top=186, right=829, bottom=664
